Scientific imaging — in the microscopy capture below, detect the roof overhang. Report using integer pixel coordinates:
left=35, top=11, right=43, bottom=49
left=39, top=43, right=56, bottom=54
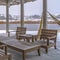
left=0, top=0, right=36, bottom=6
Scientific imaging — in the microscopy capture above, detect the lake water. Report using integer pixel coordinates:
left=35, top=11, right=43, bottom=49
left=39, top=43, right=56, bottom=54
left=0, top=24, right=60, bottom=31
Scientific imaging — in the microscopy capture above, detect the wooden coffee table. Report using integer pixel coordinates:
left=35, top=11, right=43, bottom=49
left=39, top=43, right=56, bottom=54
left=0, top=39, right=40, bottom=60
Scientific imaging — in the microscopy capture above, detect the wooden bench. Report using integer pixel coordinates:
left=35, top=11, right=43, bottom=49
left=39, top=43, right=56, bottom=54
left=8, top=27, right=26, bottom=40
left=0, top=45, right=11, bottom=60
left=40, top=29, right=57, bottom=53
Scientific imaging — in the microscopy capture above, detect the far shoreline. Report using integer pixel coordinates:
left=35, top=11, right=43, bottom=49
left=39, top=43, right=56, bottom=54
left=0, top=21, right=58, bottom=24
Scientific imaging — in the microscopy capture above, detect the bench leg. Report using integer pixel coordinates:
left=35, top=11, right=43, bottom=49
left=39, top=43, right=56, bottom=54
left=8, top=32, right=10, bottom=37
left=37, top=48, right=40, bottom=56
left=54, top=45, right=56, bottom=49
left=54, top=40, right=56, bottom=49
left=45, top=47, right=48, bottom=53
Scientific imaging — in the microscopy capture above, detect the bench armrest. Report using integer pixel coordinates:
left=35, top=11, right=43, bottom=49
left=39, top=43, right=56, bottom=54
left=45, top=35, right=56, bottom=40
left=8, top=30, right=16, bottom=37
left=8, top=30, right=16, bottom=33
left=0, top=45, right=6, bottom=48
left=0, top=45, right=7, bottom=54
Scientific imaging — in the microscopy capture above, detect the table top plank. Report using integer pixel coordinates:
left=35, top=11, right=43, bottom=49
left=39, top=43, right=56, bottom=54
left=0, top=39, right=40, bottom=50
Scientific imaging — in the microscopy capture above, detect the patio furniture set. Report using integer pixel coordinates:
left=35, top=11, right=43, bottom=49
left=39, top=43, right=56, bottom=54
left=0, top=27, right=57, bottom=60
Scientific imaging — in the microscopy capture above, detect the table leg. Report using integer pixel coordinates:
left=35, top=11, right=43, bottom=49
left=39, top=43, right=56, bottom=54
left=35, top=36, right=37, bottom=41
left=26, top=38, right=30, bottom=42
left=32, top=36, right=34, bottom=42
left=8, top=54, right=12, bottom=60
left=5, top=45, right=7, bottom=55
left=22, top=51, right=26, bottom=60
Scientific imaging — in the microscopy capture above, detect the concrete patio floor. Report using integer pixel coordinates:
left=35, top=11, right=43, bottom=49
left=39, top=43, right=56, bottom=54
left=0, top=31, right=60, bottom=60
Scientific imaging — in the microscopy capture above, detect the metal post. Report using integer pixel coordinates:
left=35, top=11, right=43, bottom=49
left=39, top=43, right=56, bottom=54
left=43, top=0, right=47, bottom=28
left=20, top=0, right=24, bottom=27
left=6, top=0, right=9, bottom=33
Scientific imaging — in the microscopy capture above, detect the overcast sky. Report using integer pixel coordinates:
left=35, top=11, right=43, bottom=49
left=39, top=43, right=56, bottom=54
left=0, top=0, right=60, bottom=16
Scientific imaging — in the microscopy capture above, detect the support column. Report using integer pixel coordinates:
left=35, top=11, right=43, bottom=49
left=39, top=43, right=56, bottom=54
left=6, top=0, right=9, bottom=33
left=43, top=0, right=47, bottom=28
left=20, top=0, right=24, bottom=27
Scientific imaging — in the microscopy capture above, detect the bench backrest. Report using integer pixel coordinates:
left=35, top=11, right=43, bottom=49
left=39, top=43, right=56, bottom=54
left=40, top=29, right=57, bottom=40
left=16, top=27, right=26, bottom=39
